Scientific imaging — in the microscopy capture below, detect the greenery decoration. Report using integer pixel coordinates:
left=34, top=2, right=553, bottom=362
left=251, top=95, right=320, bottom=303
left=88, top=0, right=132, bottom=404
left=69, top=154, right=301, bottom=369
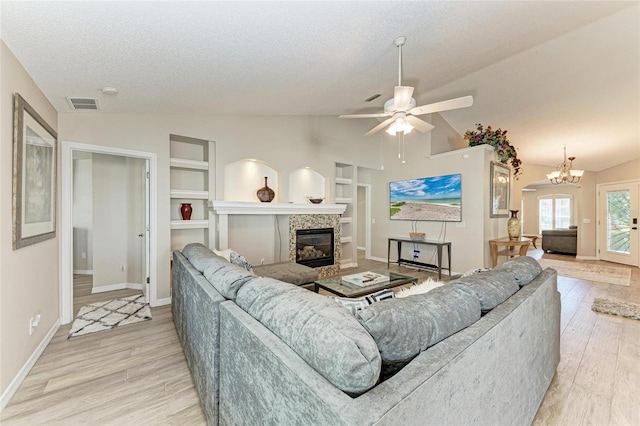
left=464, top=123, right=522, bottom=179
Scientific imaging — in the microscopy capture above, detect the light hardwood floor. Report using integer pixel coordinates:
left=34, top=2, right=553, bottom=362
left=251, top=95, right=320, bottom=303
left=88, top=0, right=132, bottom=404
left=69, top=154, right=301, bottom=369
left=2, top=251, right=639, bottom=425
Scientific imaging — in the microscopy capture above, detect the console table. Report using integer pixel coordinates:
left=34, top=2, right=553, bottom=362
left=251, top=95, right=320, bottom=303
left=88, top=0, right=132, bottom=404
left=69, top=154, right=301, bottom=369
left=387, top=237, right=451, bottom=279
left=489, top=237, right=531, bottom=267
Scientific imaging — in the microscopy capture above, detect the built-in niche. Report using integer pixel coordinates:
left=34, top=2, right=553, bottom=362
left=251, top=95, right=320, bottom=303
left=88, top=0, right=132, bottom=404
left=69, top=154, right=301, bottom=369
left=288, top=167, right=326, bottom=204
left=224, top=159, right=278, bottom=202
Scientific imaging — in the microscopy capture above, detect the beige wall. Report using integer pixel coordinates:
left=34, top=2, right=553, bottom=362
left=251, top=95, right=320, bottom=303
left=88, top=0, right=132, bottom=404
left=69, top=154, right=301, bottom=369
left=1, top=42, right=59, bottom=398
left=596, top=158, right=640, bottom=184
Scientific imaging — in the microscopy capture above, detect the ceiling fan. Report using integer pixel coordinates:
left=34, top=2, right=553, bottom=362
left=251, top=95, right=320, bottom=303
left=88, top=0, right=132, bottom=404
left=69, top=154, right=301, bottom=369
left=339, top=36, right=473, bottom=137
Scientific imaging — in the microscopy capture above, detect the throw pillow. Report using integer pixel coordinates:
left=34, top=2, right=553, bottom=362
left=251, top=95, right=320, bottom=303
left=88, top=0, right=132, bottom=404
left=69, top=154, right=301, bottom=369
left=333, top=288, right=395, bottom=315
left=230, top=251, right=253, bottom=273
left=395, top=278, right=447, bottom=298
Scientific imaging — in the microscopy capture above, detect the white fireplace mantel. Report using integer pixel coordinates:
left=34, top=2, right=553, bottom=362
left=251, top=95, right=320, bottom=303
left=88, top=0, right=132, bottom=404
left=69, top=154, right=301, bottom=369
left=209, top=201, right=346, bottom=249
left=209, top=201, right=346, bottom=215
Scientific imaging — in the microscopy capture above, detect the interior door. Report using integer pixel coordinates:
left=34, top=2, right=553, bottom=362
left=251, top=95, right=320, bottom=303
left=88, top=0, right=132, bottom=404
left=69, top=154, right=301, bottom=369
left=598, top=182, right=639, bottom=266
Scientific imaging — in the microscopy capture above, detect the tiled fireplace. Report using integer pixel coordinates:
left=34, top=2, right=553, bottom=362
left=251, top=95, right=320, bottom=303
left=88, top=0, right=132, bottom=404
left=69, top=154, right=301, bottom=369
left=289, top=214, right=341, bottom=278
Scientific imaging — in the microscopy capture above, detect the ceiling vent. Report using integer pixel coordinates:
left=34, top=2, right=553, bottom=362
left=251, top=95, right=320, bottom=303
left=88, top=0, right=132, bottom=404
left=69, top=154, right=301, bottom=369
left=66, top=97, right=99, bottom=111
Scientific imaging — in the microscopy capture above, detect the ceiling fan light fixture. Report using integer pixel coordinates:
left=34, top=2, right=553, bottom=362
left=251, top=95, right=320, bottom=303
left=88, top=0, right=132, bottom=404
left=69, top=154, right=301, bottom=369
left=385, top=117, right=413, bottom=135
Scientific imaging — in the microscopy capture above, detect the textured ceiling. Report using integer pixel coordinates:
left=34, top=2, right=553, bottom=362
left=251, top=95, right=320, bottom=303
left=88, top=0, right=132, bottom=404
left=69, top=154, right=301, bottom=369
left=1, top=1, right=638, bottom=172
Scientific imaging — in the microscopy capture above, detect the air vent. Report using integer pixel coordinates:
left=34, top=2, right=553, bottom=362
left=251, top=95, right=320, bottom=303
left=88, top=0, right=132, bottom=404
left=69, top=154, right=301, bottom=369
left=66, top=97, right=99, bottom=111
left=364, top=94, right=381, bottom=102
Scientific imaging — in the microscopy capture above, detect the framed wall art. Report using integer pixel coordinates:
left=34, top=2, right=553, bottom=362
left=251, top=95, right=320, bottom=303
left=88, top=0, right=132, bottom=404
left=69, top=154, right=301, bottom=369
left=13, top=93, right=57, bottom=249
left=490, top=161, right=510, bottom=218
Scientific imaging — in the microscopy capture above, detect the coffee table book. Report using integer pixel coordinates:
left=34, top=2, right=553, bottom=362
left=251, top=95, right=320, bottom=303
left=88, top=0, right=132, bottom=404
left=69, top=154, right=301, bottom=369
left=340, top=271, right=390, bottom=287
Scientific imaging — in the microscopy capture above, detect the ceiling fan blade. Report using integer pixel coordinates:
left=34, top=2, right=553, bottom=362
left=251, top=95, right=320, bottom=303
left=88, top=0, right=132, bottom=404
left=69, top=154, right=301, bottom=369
left=410, top=95, right=474, bottom=116
left=339, top=112, right=390, bottom=119
left=364, top=117, right=395, bottom=136
left=405, top=115, right=435, bottom=133
left=394, top=86, right=414, bottom=110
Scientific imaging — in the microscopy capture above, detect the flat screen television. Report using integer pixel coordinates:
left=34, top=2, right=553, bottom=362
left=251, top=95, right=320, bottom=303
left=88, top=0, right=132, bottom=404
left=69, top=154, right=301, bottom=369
left=389, top=173, right=462, bottom=222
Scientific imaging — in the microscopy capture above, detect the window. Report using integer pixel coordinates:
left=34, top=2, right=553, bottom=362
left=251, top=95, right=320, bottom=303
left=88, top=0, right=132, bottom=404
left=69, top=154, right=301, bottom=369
left=539, top=195, right=572, bottom=232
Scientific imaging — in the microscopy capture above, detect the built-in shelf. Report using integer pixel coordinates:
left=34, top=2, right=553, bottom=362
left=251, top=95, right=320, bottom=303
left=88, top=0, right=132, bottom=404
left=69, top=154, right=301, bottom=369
left=335, top=177, right=352, bottom=185
left=170, top=189, right=209, bottom=199
left=170, top=157, right=209, bottom=170
left=171, top=219, right=209, bottom=230
left=335, top=197, right=352, bottom=204
left=339, top=217, right=353, bottom=224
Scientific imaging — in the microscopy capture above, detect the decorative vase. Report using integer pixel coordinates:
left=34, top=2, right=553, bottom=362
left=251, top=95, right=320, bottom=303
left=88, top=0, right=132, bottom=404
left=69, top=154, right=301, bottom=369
left=507, top=209, right=521, bottom=240
left=256, top=176, right=275, bottom=203
left=180, top=203, right=192, bottom=220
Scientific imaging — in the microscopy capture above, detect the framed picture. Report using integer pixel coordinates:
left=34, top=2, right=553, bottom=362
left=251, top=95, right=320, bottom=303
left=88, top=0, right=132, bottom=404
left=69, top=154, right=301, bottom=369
left=490, top=161, right=510, bottom=218
left=13, top=93, right=58, bottom=249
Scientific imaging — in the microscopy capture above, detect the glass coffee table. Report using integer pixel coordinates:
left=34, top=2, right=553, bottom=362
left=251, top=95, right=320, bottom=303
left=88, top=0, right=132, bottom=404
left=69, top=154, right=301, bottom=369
left=313, top=269, right=417, bottom=298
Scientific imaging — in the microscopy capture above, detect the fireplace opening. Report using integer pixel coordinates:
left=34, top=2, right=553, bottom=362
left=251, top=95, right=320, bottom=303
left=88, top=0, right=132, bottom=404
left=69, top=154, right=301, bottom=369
left=296, top=228, right=334, bottom=268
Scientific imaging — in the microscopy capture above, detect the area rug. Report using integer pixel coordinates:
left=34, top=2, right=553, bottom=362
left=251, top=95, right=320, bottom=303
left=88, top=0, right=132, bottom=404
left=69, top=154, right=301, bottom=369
left=538, top=258, right=631, bottom=286
left=592, top=298, right=640, bottom=321
left=68, top=294, right=152, bottom=339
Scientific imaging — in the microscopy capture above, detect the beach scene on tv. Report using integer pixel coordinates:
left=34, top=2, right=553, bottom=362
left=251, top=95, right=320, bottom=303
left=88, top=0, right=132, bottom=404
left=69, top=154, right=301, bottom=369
left=389, top=174, right=462, bottom=222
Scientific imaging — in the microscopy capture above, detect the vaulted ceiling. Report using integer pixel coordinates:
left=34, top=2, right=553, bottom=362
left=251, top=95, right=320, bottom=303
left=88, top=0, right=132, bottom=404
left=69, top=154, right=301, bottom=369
left=1, top=1, right=638, bottom=172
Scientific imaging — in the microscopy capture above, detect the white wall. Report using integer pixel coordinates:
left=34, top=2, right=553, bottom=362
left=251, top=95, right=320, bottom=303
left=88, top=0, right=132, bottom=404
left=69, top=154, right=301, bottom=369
left=92, top=154, right=128, bottom=289
left=1, top=41, right=59, bottom=402
left=72, top=157, right=93, bottom=272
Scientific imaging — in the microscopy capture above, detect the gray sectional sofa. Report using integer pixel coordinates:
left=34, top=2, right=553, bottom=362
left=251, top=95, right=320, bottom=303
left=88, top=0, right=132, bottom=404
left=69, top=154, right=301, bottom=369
left=172, top=243, right=561, bottom=426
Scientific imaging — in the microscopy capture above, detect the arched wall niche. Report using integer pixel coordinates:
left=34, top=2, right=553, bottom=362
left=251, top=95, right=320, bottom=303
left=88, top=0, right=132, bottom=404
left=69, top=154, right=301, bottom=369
left=224, top=159, right=279, bottom=202
left=288, top=167, right=326, bottom=203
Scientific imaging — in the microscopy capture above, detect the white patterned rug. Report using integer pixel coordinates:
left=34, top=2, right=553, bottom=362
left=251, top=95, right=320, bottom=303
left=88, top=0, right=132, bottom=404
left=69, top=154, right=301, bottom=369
left=68, top=294, right=152, bottom=339
left=538, top=258, right=631, bottom=286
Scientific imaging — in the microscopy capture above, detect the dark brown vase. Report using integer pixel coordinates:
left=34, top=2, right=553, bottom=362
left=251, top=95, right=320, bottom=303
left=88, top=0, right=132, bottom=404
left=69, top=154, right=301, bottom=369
left=256, top=176, right=275, bottom=203
left=180, top=203, right=192, bottom=220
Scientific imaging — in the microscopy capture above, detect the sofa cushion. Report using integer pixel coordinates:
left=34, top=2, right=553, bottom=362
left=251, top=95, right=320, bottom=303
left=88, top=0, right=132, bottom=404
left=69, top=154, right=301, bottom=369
left=493, top=256, right=542, bottom=286
left=454, top=270, right=519, bottom=311
left=355, top=283, right=480, bottom=377
left=236, top=277, right=381, bottom=394
left=201, top=261, right=255, bottom=301
left=182, top=243, right=229, bottom=273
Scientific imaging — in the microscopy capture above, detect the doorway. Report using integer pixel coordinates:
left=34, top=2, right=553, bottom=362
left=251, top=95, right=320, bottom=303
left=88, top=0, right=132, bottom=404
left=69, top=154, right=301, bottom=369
left=61, top=142, right=157, bottom=325
left=598, top=181, right=639, bottom=266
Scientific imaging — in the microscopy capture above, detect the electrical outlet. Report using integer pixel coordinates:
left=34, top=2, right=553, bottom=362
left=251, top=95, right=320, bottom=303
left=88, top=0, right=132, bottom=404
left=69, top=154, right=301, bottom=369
left=260, top=258, right=265, bottom=265
left=81, top=252, right=87, bottom=259
left=456, top=221, right=466, bottom=228
left=121, top=264, right=126, bottom=272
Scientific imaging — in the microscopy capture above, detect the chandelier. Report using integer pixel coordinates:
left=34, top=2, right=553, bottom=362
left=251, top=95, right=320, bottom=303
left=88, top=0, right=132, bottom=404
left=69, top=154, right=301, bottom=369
left=546, top=146, right=584, bottom=184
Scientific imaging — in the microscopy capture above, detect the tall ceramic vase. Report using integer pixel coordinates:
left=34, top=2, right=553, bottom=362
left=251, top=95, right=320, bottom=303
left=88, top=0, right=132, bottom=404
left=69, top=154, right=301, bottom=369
left=507, top=209, right=521, bottom=240
left=180, top=203, right=192, bottom=220
left=256, top=176, right=275, bottom=202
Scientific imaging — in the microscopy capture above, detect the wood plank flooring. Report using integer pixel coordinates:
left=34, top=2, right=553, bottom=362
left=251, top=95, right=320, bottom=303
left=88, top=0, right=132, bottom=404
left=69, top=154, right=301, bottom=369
left=2, top=251, right=639, bottom=425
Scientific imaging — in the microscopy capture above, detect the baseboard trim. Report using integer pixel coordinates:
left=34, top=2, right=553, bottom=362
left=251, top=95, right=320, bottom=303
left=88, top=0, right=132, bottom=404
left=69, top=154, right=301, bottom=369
left=576, top=255, right=598, bottom=261
left=0, top=319, right=60, bottom=411
left=91, top=283, right=144, bottom=294
left=154, top=297, right=172, bottom=307
left=73, top=269, right=93, bottom=275
left=369, top=255, right=388, bottom=263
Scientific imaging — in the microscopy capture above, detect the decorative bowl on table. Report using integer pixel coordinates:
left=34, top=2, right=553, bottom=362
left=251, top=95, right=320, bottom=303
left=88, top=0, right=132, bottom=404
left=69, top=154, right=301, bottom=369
left=307, top=197, right=324, bottom=204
